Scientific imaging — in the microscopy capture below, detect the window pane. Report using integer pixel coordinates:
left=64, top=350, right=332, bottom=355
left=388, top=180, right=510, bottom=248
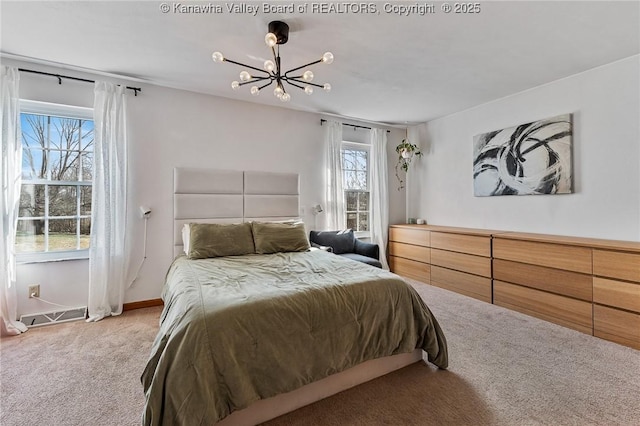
left=342, top=147, right=369, bottom=191
left=48, top=219, right=78, bottom=251
left=49, top=116, right=64, bottom=150
left=21, top=114, right=47, bottom=150
left=346, top=213, right=357, bottom=230
left=80, top=218, right=91, bottom=249
left=358, top=192, right=369, bottom=210
left=80, top=186, right=92, bottom=215
left=356, top=172, right=367, bottom=190
left=49, top=185, right=77, bottom=216
left=81, top=120, right=95, bottom=151
left=342, top=150, right=355, bottom=170
left=50, top=117, right=81, bottom=151
left=82, top=151, right=93, bottom=181
left=15, top=219, right=45, bottom=253
left=344, top=170, right=356, bottom=190
left=346, top=191, right=358, bottom=211
left=49, top=149, right=80, bottom=181
left=63, top=150, right=81, bottom=181
left=356, top=151, right=367, bottom=170
left=22, top=148, right=46, bottom=179
left=66, top=118, right=81, bottom=150
left=18, top=110, right=94, bottom=255
left=358, top=213, right=369, bottom=232
left=47, top=149, right=61, bottom=180
left=346, top=173, right=358, bottom=190
left=19, top=184, right=45, bottom=217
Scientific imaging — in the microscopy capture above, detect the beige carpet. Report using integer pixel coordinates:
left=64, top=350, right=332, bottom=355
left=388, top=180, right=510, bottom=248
left=1, top=280, right=639, bottom=425
left=0, top=307, right=159, bottom=426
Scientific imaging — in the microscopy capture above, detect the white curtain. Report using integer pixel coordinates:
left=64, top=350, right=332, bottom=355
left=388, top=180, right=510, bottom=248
left=370, top=128, right=390, bottom=270
left=87, top=82, right=128, bottom=322
left=0, top=67, right=28, bottom=336
left=324, top=120, right=345, bottom=230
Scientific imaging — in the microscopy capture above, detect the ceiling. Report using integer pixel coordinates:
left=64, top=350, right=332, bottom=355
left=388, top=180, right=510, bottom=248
left=1, top=1, right=638, bottom=126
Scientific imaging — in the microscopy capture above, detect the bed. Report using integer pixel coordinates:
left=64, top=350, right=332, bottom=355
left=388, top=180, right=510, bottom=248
left=141, top=168, right=448, bottom=425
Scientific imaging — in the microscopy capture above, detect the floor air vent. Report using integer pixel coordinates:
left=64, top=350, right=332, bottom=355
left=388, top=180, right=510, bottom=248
left=20, top=307, right=87, bottom=328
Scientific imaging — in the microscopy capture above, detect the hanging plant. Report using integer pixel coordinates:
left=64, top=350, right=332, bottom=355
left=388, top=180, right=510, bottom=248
left=395, top=139, right=422, bottom=190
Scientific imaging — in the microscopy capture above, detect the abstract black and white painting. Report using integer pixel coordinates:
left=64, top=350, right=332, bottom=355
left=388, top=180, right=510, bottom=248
left=473, top=114, right=572, bottom=196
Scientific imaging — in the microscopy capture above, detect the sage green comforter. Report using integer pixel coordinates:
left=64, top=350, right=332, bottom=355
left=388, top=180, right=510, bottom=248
left=141, top=250, right=448, bottom=425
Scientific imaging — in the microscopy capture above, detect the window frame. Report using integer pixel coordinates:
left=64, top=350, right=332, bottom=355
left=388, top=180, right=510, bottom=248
left=341, top=140, right=371, bottom=238
left=16, top=100, right=94, bottom=264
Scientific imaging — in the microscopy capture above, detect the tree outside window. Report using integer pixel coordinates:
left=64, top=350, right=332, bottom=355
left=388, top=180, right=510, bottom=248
left=16, top=110, right=94, bottom=255
left=341, top=146, right=369, bottom=232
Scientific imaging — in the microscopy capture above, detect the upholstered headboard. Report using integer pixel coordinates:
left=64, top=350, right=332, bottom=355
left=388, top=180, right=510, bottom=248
left=173, top=168, right=300, bottom=256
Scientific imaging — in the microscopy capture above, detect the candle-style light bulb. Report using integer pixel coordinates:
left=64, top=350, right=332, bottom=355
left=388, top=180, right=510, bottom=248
left=212, top=52, right=224, bottom=63
left=265, top=33, right=277, bottom=47
left=302, top=71, right=314, bottom=82
left=321, top=52, right=334, bottom=64
left=264, top=60, right=275, bottom=72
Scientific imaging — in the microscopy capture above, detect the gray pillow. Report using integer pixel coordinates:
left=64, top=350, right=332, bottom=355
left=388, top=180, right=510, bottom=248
left=188, top=222, right=255, bottom=259
left=252, top=221, right=310, bottom=254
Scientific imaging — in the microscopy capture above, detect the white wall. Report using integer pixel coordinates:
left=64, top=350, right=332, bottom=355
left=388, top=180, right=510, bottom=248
left=407, top=55, right=640, bottom=241
left=9, top=59, right=406, bottom=317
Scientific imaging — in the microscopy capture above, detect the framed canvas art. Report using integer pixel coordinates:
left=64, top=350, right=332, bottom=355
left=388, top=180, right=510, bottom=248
left=473, top=114, right=573, bottom=196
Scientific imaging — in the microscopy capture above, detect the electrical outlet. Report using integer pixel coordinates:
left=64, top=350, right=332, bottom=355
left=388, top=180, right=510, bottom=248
left=28, top=285, right=40, bottom=298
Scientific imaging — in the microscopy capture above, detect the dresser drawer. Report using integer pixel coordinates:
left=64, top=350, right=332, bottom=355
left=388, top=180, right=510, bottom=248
left=430, top=232, right=491, bottom=257
left=493, top=259, right=592, bottom=301
left=594, top=305, right=640, bottom=350
left=389, top=227, right=429, bottom=247
left=389, top=256, right=430, bottom=283
left=430, top=266, right=491, bottom=303
left=493, top=280, right=593, bottom=334
left=431, top=248, right=491, bottom=278
left=593, top=250, right=640, bottom=283
left=493, top=238, right=591, bottom=274
left=593, top=277, right=640, bottom=313
left=388, top=242, right=430, bottom=263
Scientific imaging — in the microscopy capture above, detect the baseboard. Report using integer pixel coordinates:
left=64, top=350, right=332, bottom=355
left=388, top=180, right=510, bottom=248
left=123, top=298, right=163, bottom=311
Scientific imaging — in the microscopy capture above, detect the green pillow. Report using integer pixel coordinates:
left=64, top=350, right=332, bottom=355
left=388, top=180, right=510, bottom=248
left=188, top=222, right=255, bottom=259
left=251, top=221, right=310, bottom=254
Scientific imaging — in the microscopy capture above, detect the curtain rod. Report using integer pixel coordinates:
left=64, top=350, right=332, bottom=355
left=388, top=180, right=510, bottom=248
left=18, top=68, right=142, bottom=96
left=320, top=119, right=390, bottom=133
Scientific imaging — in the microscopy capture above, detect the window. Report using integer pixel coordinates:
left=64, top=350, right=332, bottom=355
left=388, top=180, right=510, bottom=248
left=341, top=143, right=370, bottom=233
left=16, top=101, right=94, bottom=262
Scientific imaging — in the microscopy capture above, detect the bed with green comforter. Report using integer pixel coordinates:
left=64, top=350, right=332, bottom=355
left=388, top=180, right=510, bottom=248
left=141, top=249, right=448, bottom=425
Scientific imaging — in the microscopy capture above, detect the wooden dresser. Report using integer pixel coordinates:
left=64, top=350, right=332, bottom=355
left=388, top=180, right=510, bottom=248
left=492, top=233, right=594, bottom=335
left=388, top=225, right=493, bottom=303
left=388, top=225, right=431, bottom=283
left=428, top=226, right=493, bottom=303
left=388, top=224, right=640, bottom=350
left=591, top=240, right=640, bottom=349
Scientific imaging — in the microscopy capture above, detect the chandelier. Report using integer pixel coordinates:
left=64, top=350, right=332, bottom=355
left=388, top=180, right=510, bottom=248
left=212, top=21, right=333, bottom=102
